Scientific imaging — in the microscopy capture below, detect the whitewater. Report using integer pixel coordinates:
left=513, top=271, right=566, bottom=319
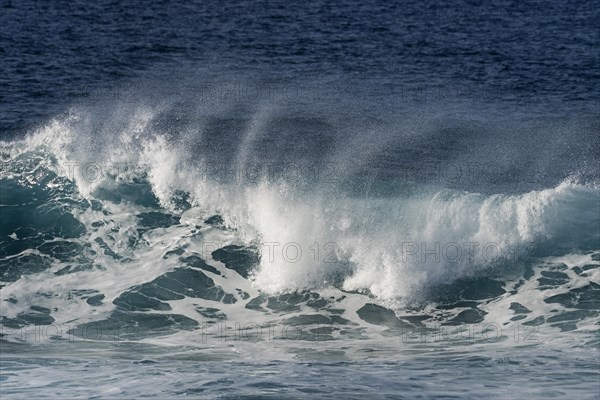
left=0, top=84, right=599, bottom=399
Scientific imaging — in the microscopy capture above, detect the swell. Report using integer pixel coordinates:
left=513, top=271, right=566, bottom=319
left=1, top=108, right=598, bottom=301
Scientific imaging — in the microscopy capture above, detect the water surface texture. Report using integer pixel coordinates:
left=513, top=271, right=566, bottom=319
left=1, top=1, right=599, bottom=399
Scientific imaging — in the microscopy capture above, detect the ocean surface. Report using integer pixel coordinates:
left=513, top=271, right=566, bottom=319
left=1, top=0, right=599, bottom=398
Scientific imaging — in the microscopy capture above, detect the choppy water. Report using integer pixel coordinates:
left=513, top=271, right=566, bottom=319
left=1, top=0, right=599, bottom=399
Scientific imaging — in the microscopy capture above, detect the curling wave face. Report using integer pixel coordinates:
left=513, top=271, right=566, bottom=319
left=0, top=96, right=599, bottom=354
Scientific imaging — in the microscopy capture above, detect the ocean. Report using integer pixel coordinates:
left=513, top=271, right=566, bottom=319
left=0, top=0, right=599, bottom=398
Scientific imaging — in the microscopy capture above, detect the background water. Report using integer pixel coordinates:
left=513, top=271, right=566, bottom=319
left=1, top=0, right=599, bottom=399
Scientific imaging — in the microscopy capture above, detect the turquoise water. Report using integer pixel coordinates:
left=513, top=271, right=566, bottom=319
left=1, top=0, right=599, bottom=398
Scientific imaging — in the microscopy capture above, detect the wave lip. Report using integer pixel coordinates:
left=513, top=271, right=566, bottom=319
left=246, top=178, right=599, bottom=300
left=1, top=108, right=599, bottom=303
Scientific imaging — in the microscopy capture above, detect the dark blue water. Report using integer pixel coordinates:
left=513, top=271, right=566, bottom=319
left=2, top=0, right=599, bottom=135
left=1, top=1, right=599, bottom=399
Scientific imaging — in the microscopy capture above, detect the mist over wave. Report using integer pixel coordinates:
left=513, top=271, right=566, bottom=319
left=2, top=2, right=600, bottom=398
left=1, top=82, right=598, bottom=303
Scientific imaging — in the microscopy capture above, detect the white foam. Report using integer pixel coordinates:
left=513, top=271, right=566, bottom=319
left=1, top=107, right=598, bottom=304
